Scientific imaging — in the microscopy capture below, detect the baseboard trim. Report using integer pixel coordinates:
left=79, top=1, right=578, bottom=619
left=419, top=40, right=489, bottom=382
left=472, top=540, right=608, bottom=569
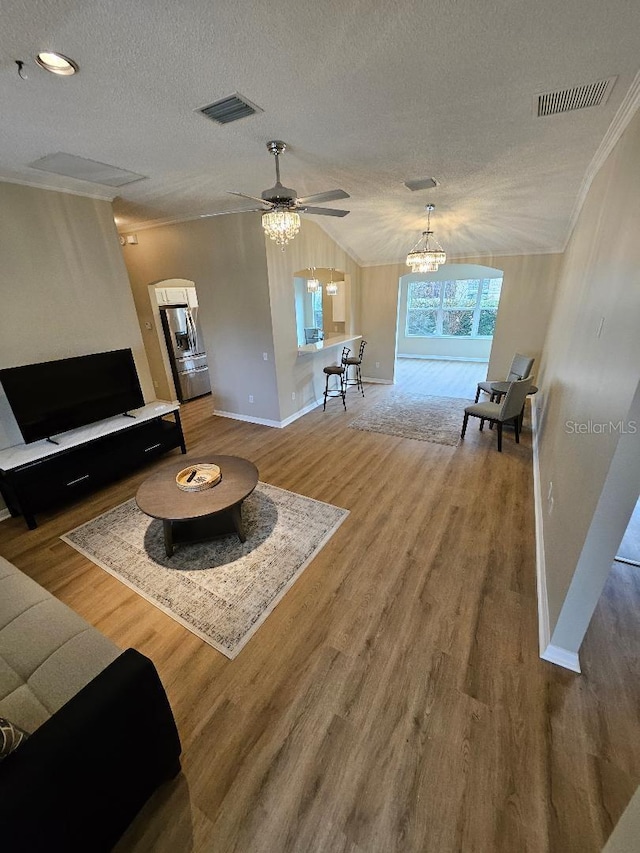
left=540, top=644, right=582, bottom=673
left=279, top=398, right=324, bottom=428
left=361, top=377, right=393, bottom=384
left=531, top=403, right=551, bottom=656
left=531, top=403, right=582, bottom=674
left=0, top=507, right=11, bottom=523
left=214, top=398, right=325, bottom=430
left=396, top=354, right=489, bottom=363
left=213, top=409, right=282, bottom=429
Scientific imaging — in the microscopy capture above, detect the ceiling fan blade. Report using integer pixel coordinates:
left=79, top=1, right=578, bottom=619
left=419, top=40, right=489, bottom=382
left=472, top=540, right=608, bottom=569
left=200, top=208, right=265, bottom=218
left=296, top=189, right=350, bottom=205
left=227, top=191, right=273, bottom=207
left=302, top=206, right=350, bottom=217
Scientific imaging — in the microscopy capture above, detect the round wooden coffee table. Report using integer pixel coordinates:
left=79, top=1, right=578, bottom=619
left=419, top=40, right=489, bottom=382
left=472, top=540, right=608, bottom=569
left=136, top=455, right=258, bottom=556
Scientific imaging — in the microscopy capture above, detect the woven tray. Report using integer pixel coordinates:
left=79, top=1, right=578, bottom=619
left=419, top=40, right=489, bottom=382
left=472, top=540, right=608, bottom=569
left=175, top=463, right=222, bottom=492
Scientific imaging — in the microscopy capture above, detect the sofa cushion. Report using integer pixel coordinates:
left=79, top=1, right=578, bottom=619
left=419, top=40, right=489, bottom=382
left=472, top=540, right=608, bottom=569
left=0, top=716, right=28, bottom=760
left=0, top=557, right=121, bottom=732
left=0, top=572, right=51, bottom=632
left=28, top=630, right=121, bottom=716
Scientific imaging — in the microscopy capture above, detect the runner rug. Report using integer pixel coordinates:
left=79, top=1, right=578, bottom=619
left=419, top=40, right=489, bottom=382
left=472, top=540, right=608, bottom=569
left=62, top=482, right=348, bottom=659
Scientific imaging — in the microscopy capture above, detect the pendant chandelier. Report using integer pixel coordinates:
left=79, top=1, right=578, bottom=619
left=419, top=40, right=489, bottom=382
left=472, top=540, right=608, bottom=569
left=326, top=268, right=338, bottom=296
left=306, top=268, right=320, bottom=293
left=406, top=204, right=446, bottom=273
left=262, top=209, right=301, bottom=248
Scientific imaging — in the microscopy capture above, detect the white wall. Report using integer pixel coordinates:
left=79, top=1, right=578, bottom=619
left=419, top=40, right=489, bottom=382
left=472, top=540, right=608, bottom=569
left=0, top=182, right=153, bottom=452
left=535, top=107, right=640, bottom=657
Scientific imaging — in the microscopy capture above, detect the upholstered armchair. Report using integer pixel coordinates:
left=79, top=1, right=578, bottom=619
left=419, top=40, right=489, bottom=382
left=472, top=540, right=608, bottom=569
left=461, top=377, right=534, bottom=451
left=474, top=353, right=535, bottom=403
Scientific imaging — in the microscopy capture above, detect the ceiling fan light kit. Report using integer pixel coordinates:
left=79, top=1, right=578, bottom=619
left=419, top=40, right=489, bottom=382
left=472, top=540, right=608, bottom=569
left=406, top=204, right=446, bottom=272
left=262, top=209, right=301, bottom=247
left=228, top=140, right=350, bottom=249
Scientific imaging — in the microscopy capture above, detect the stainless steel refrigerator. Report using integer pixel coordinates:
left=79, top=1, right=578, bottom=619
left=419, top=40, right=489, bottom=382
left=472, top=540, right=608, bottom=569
left=159, top=304, right=211, bottom=402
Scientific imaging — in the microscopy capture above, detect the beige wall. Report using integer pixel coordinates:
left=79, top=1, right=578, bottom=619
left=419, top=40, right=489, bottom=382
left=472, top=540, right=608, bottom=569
left=265, top=219, right=361, bottom=420
left=122, top=214, right=281, bottom=423
left=603, top=784, right=640, bottom=852
left=361, top=253, right=561, bottom=384
left=536, top=108, right=640, bottom=641
left=0, top=182, right=153, bottom=453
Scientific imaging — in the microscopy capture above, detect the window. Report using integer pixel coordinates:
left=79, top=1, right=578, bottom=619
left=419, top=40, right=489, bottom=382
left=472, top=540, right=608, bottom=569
left=406, top=277, right=502, bottom=338
left=312, top=289, right=323, bottom=329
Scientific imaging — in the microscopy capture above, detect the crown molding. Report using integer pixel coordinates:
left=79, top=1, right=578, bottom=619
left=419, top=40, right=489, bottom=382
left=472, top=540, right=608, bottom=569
left=563, top=69, right=640, bottom=251
left=358, top=247, right=564, bottom=269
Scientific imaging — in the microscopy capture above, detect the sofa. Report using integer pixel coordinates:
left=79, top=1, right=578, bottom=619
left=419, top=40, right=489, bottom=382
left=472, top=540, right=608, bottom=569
left=0, top=555, right=182, bottom=852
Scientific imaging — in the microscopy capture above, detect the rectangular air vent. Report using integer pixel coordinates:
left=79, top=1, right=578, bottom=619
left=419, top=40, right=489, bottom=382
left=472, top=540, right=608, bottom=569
left=197, top=93, right=263, bottom=124
left=536, top=76, right=617, bottom=117
left=404, top=177, right=437, bottom=192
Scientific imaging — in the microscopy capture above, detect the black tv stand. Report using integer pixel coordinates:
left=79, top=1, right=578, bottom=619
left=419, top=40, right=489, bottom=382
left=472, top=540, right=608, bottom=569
left=0, top=402, right=186, bottom=530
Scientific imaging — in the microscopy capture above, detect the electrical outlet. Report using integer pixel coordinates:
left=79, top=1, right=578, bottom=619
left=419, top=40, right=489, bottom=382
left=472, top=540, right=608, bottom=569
left=263, top=352, right=268, bottom=361
left=153, top=380, right=159, bottom=389
left=291, top=391, right=296, bottom=401
left=248, top=395, right=254, bottom=403
left=375, top=361, right=380, bottom=368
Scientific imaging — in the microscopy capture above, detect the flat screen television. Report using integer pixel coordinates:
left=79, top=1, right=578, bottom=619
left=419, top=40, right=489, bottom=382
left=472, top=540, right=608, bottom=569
left=0, top=349, right=145, bottom=444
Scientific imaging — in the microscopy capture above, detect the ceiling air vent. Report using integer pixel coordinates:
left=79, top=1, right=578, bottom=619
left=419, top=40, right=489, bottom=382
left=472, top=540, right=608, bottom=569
left=404, top=177, right=437, bottom=192
left=536, top=76, right=617, bottom=117
left=197, top=93, right=263, bottom=124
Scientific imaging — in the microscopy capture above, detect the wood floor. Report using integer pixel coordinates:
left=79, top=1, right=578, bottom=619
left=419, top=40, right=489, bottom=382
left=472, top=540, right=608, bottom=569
left=1, top=359, right=639, bottom=852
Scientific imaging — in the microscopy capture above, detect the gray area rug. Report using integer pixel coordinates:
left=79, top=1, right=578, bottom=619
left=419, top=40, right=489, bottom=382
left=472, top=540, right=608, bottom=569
left=349, top=393, right=470, bottom=446
left=62, top=483, right=349, bottom=659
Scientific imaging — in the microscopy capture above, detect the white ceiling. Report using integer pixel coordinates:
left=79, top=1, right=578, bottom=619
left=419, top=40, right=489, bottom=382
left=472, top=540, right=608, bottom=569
left=1, top=0, right=639, bottom=265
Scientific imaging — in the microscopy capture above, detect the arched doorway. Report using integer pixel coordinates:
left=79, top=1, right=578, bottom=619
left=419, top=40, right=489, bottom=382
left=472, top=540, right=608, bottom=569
left=394, top=264, right=504, bottom=396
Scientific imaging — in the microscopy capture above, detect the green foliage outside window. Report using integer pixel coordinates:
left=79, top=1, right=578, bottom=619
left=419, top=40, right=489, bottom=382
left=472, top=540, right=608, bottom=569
left=406, top=277, right=502, bottom=338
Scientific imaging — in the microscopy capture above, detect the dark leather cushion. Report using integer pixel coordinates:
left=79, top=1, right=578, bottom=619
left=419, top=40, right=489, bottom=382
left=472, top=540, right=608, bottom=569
left=324, top=365, right=344, bottom=374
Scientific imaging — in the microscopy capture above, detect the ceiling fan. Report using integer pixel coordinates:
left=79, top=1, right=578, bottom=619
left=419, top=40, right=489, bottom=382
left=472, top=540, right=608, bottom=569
left=227, top=141, right=350, bottom=246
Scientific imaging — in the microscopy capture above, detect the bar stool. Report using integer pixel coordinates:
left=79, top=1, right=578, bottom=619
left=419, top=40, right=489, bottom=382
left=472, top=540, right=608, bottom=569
left=342, top=340, right=367, bottom=396
left=323, top=347, right=350, bottom=411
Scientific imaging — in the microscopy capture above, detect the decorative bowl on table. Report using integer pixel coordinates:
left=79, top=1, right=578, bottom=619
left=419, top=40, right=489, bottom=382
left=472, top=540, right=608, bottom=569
left=175, top=463, right=222, bottom=492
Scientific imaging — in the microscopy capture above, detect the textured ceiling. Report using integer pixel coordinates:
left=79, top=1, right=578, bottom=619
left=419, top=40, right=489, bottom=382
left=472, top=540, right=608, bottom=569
left=1, top=0, right=639, bottom=265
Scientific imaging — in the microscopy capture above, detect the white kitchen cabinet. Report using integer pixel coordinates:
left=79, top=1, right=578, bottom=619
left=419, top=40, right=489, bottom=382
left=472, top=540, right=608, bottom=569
left=332, top=282, right=346, bottom=322
left=165, top=286, right=189, bottom=304
left=187, top=287, right=198, bottom=308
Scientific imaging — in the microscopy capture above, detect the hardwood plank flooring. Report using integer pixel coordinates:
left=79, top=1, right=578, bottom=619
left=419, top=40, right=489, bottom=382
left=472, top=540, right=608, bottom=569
left=1, top=360, right=639, bottom=852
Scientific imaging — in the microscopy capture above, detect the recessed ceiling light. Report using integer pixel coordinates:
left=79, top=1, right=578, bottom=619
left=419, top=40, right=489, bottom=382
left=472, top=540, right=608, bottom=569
left=35, top=52, right=78, bottom=76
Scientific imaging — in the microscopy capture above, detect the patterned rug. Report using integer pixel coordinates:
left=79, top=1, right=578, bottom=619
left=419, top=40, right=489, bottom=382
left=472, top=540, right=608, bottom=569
left=349, top=393, right=470, bottom=446
left=62, top=483, right=349, bottom=659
